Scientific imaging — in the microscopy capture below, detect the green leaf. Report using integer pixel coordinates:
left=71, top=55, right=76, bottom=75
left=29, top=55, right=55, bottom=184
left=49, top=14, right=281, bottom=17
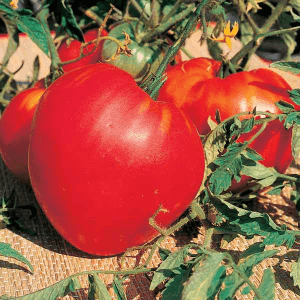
left=284, top=111, right=300, bottom=129
left=150, top=246, right=190, bottom=291
left=161, top=266, right=191, bottom=300
left=292, top=124, right=300, bottom=161
left=220, top=246, right=277, bottom=300
left=88, top=274, right=112, bottom=300
left=159, top=248, right=171, bottom=261
left=210, top=196, right=291, bottom=239
left=244, top=148, right=262, bottom=161
left=0, top=2, right=18, bottom=15
left=291, top=256, right=300, bottom=288
left=239, top=242, right=265, bottom=259
left=289, top=89, right=300, bottom=106
left=241, top=286, right=251, bottom=295
left=263, top=229, right=296, bottom=248
left=254, top=268, right=275, bottom=300
left=203, top=124, right=227, bottom=183
left=112, top=276, right=127, bottom=300
left=182, top=252, right=226, bottom=300
left=241, top=156, right=279, bottom=187
left=207, top=265, right=227, bottom=300
left=241, top=117, right=255, bottom=134
left=268, top=184, right=286, bottom=195
left=15, top=12, right=49, bottom=55
left=209, top=143, right=244, bottom=194
left=0, top=243, right=33, bottom=273
left=271, top=61, right=300, bottom=75
left=46, top=0, right=84, bottom=42
left=5, top=276, right=80, bottom=299
left=275, top=100, right=295, bottom=113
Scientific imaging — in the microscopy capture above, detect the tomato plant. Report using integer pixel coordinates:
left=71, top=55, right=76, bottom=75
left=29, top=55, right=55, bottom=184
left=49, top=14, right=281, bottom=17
left=102, top=21, right=180, bottom=82
left=28, top=63, right=205, bottom=256
left=157, top=57, right=297, bottom=192
left=0, top=87, right=45, bottom=183
left=57, top=28, right=108, bottom=72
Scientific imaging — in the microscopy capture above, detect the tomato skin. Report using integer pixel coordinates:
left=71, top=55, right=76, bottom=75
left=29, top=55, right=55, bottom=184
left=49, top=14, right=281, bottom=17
left=102, top=22, right=165, bottom=82
left=158, top=58, right=296, bottom=192
left=28, top=63, right=205, bottom=256
left=0, top=88, right=45, bottom=183
left=57, top=28, right=108, bottom=72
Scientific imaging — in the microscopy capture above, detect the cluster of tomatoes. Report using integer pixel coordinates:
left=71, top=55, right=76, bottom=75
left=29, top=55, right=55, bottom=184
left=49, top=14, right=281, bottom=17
left=0, top=24, right=296, bottom=256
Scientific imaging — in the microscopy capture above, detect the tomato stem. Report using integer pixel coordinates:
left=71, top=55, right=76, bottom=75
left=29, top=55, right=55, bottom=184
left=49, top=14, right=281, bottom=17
left=230, top=0, right=291, bottom=69
left=144, top=0, right=212, bottom=99
left=36, top=7, right=63, bottom=79
left=140, top=3, right=196, bottom=44
left=224, top=253, right=266, bottom=300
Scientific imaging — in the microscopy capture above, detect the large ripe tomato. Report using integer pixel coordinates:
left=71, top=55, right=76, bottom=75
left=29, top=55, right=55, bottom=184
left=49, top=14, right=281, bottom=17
left=102, top=22, right=179, bottom=82
left=158, top=57, right=296, bottom=192
left=28, top=63, right=205, bottom=256
left=0, top=88, right=45, bottom=183
left=57, top=28, right=108, bottom=72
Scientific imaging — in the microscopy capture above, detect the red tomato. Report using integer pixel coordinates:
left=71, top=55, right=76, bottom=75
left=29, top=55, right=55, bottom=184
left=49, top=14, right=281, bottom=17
left=28, top=63, right=205, bottom=256
left=0, top=88, right=45, bottom=183
left=158, top=57, right=296, bottom=192
left=57, top=28, right=108, bottom=72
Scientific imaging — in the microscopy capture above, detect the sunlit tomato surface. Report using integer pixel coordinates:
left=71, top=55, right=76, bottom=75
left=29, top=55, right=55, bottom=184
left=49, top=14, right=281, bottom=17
left=28, top=63, right=205, bottom=256
left=158, top=57, right=297, bottom=192
left=0, top=88, right=45, bottom=183
left=57, top=28, right=108, bottom=72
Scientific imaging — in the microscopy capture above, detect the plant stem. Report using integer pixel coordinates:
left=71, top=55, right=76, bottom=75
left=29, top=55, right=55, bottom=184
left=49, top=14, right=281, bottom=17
left=140, top=3, right=196, bottom=44
left=230, top=0, right=290, bottom=69
left=145, top=0, right=212, bottom=98
left=129, top=0, right=150, bottom=23
left=161, top=0, right=185, bottom=23
left=79, top=7, right=104, bottom=26
left=0, top=18, right=19, bottom=70
left=36, top=7, right=62, bottom=73
left=224, top=253, right=265, bottom=300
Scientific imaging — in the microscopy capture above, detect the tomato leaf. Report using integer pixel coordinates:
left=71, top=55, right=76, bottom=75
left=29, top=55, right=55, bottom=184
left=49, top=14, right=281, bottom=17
left=0, top=243, right=33, bottom=273
left=292, top=123, right=300, bottom=161
left=275, top=100, right=295, bottom=113
left=241, top=286, right=251, bottom=295
left=284, top=111, right=300, bottom=129
left=16, top=10, right=49, bottom=55
left=291, top=256, right=300, bottom=288
left=181, top=252, right=226, bottom=300
left=289, top=89, right=300, bottom=106
left=241, top=155, right=279, bottom=187
left=0, top=2, right=19, bottom=15
left=150, top=246, right=191, bottom=291
left=254, top=268, right=275, bottom=300
left=263, top=228, right=296, bottom=248
left=267, top=184, right=286, bottom=195
left=44, top=0, right=84, bottom=42
left=158, top=247, right=172, bottom=261
left=210, top=196, right=295, bottom=243
left=209, top=143, right=247, bottom=194
left=219, top=245, right=277, bottom=300
left=241, top=117, right=255, bottom=134
left=270, top=61, right=300, bottom=75
left=88, top=274, right=112, bottom=300
left=161, top=265, right=191, bottom=300
left=112, top=276, right=127, bottom=300
left=0, top=274, right=82, bottom=299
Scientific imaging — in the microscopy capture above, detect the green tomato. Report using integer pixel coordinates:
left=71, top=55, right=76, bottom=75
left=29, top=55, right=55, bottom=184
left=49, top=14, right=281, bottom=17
left=102, top=22, right=164, bottom=82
